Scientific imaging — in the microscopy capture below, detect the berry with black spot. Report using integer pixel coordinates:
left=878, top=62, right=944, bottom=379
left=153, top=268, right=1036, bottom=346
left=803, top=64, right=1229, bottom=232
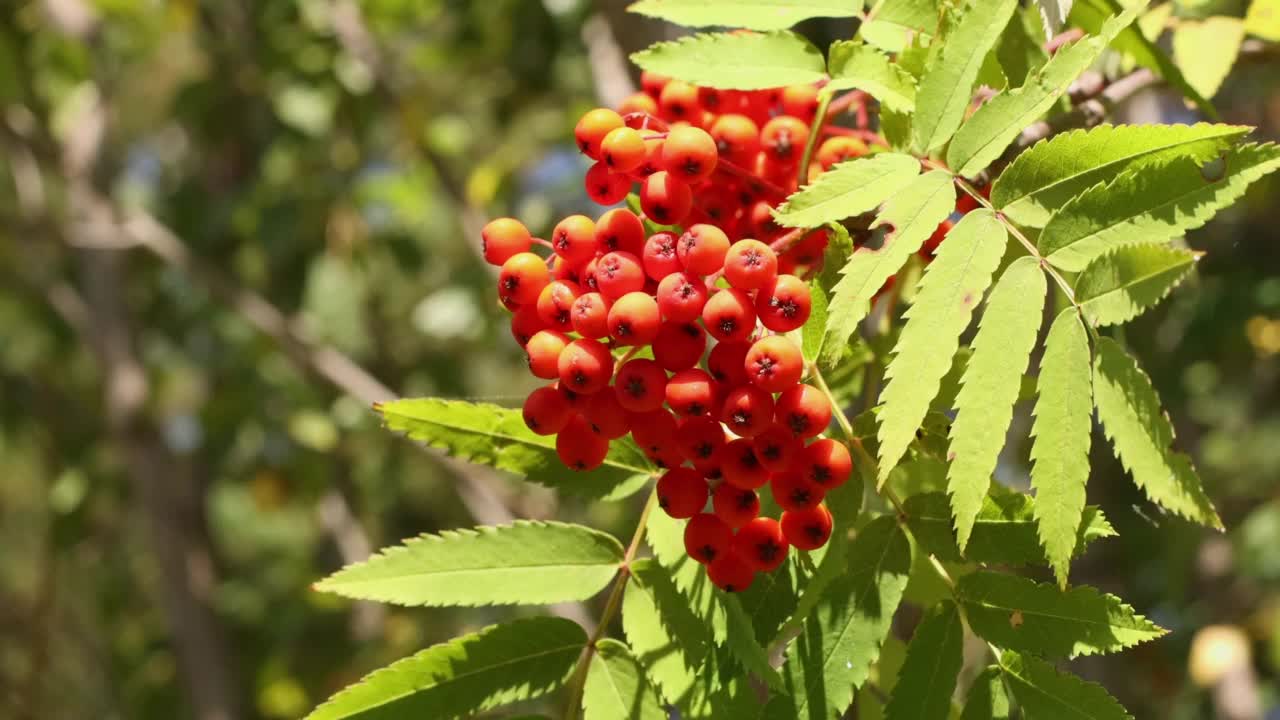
left=684, top=512, right=732, bottom=564
left=724, top=239, right=779, bottom=290
left=771, top=471, right=826, bottom=512
left=656, top=271, right=709, bottom=323
left=570, top=292, right=611, bottom=339
left=781, top=505, right=833, bottom=551
left=797, top=438, right=852, bottom=488
left=744, top=335, right=804, bottom=393
left=666, top=368, right=719, bottom=417
left=557, top=338, right=614, bottom=394
left=556, top=415, right=610, bottom=471
left=657, top=467, right=709, bottom=519
left=525, top=330, right=570, bottom=380
left=574, top=108, right=624, bottom=160
left=607, top=291, right=661, bottom=346
left=521, top=385, right=573, bottom=436
left=720, top=384, right=775, bottom=438
left=652, top=321, right=707, bottom=372
left=640, top=171, right=693, bottom=226
left=481, top=218, right=533, bottom=266
left=755, top=274, right=812, bottom=332
left=752, top=424, right=803, bottom=473
left=707, top=548, right=755, bottom=592
left=701, top=288, right=757, bottom=343
left=498, top=252, right=550, bottom=306
left=614, top=358, right=669, bottom=413
left=735, top=517, right=789, bottom=572
left=773, top=384, right=831, bottom=439
left=720, top=438, right=769, bottom=489
left=712, top=482, right=760, bottom=530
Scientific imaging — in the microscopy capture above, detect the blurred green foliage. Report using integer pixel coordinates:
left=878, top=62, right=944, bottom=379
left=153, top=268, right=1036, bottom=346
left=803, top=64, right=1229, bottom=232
left=0, top=1, right=1278, bottom=719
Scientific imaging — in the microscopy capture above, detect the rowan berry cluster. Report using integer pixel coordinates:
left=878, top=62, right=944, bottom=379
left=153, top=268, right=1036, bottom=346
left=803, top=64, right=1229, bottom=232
left=481, top=74, right=881, bottom=593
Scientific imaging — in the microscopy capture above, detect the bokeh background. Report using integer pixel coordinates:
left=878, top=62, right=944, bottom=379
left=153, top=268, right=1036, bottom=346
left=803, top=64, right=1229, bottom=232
left=0, top=1, right=1278, bottom=719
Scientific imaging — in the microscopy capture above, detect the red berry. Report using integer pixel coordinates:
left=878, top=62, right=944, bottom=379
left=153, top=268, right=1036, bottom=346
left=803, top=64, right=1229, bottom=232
left=781, top=505, right=833, bottom=550
left=657, top=467, right=709, bottom=519
left=771, top=471, right=826, bottom=512
left=781, top=84, right=820, bottom=121
left=684, top=512, right=732, bottom=564
left=752, top=424, right=803, bottom=472
left=701, top=288, right=757, bottom=343
left=630, top=408, right=678, bottom=459
left=798, top=438, right=853, bottom=489
left=595, top=251, right=646, bottom=300
left=575, top=108, right=624, bottom=160
left=652, top=321, right=707, bottom=372
left=618, top=91, right=658, bottom=116
left=557, top=415, right=610, bottom=471
left=712, top=483, right=760, bottom=530
left=735, top=517, right=789, bottom=572
left=707, top=549, right=755, bottom=592
left=601, top=126, right=647, bottom=173
left=675, top=415, right=727, bottom=467
left=551, top=255, right=586, bottom=286
left=642, top=231, right=683, bottom=281
left=585, top=162, right=632, bottom=205
left=558, top=338, right=615, bottom=394
left=525, top=330, right=570, bottom=379
left=744, top=335, right=804, bottom=393
left=774, top=384, right=831, bottom=439
left=481, top=218, right=533, bottom=265
left=640, top=71, right=671, bottom=99
left=510, top=304, right=546, bottom=347
left=629, top=137, right=665, bottom=180
left=760, top=116, right=809, bottom=166
left=499, top=252, right=551, bottom=306
left=724, top=239, right=779, bottom=290
left=956, top=192, right=980, bottom=214
left=555, top=381, right=590, bottom=412
left=677, top=224, right=731, bottom=276
left=720, top=384, right=775, bottom=438
left=522, top=385, right=573, bottom=435
left=536, top=280, right=580, bottom=332
left=552, top=215, right=597, bottom=264
left=586, top=388, right=631, bottom=439
left=661, top=125, right=718, bottom=184
left=614, top=358, right=669, bottom=413
left=755, top=274, right=811, bottom=332
left=709, top=114, right=760, bottom=166
left=815, top=136, right=868, bottom=170
left=720, top=438, right=769, bottom=489
left=570, top=292, right=611, bottom=339
left=595, top=208, right=646, bottom=256
left=706, top=340, right=751, bottom=386
left=656, top=272, right=709, bottom=322
left=658, top=80, right=701, bottom=122
left=748, top=199, right=784, bottom=239
left=608, top=292, right=662, bottom=346
left=665, top=368, right=719, bottom=417
left=640, top=171, right=693, bottom=226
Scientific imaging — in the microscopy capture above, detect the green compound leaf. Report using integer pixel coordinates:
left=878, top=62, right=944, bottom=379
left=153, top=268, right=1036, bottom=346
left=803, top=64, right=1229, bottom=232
left=1172, top=16, right=1245, bottom=100
left=803, top=224, right=852, bottom=368
left=305, top=617, right=585, bottom=720
left=626, top=0, right=861, bottom=30
left=883, top=602, right=964, bottom=720
left=947, top=257, right=1046, bottom=550
left=911, top=0, right=1020, bottom=154
left=1000, top=651, right=1133, bottom=719
left=314, top=521, right=623, bottom=607
left=1077, top=244, right=1199, bottom=326
left=946, top=7, right=1139, bottom=176
left=877, top=209, right=1006, bottom=484
left=584, top=639, right=666, bottom=720
left=623, top=559, right=717, bottom=713
left=822, top=170, right=955, bottom=368
left=904, top=490, right=1115, bottom=567
left=630, top=31, right=825, bottom=90
left=377, top=398, right=652, bottom=500
left=1030, top=310, right=1094, bottom=589
left=862, top=0, right=942, bottom=52
left=774, top=152, right=921, bottom=229
left=825, top=40, right=918, bottom=111
left=957, top=571, right=1166, bottom=658
left=991, top=123, right=1250, bottom=228
left=961, top=666, right=1013, bottom=720
left=1093, top=338, right=1223, bottom=528
left=1039, top=143, right=1280, bottom=271
left=764, top=515, right=912, bottom=720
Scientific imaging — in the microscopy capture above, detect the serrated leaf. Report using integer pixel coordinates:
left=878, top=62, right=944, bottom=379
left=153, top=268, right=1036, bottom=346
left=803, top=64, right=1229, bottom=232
left=626, top=0, right=861, bottom=30
left=723, top=594, right=785, bottom=689
left=377, top=398, right=652, bottom=500
left=957, top=571, right=1166, bottom=658
left=947, top=256, right=1046, bottom=549
left=877, top=209, right=1006, bottom=483
left=961, top=666, right=1012, bottom=720
left=822, top=171, right=955, bottom=367
left=775, top=153, right=921, bottom=229
left=1173, top=17, right=1245, bottom=100
left=764, top=516, right=912, bottom=720
left=905, top=491, right=1114, bottom=566
left=883, top=602, right=964, bottom=720
left=584, top=639, right=666, bottom=720
left=1000, top=651, right=1133, bottom=719
left=1040, top=143, right=1280, bottom=271
left=623, top=559, right=715, bottom=709
left=912, top=0, right=1020, bottom=153
left=314, top=521, right=623, bottom=607
left=1077, top=244, right=1198, bottom=326
left=1093, top=338, right=1222, bottom=528
left=826, top=40, right=918, bottom=111
left=992, top=123, right=1250, bottom=228
left=862, top=0, right=941, bottom=52
left=946, top=8, right=1139, bottom=176
left=1036, top=0, right=1073, bottom=38
left=630, top=31, right=825, bottom=90
left=644, top=511, right=729, bottom=645
left=998, top=6, right=1051, bottom=87
left=806, top=226, right=852, bottom=367
left=305, top=617, right=584, bottom=720
left=1030, top=310, right=1094, bottom=588
left=1246, top=0, right=1280, bottom=41
left=1070, top=0, right=1215, bottom=117
left=738, top=554, right=802, bottom=646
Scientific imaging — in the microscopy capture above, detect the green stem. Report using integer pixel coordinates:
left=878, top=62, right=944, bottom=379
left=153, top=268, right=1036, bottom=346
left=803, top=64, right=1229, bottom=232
left=562, top=487, right=659, bottom=720
left=796, top=90, right=834, bottom=189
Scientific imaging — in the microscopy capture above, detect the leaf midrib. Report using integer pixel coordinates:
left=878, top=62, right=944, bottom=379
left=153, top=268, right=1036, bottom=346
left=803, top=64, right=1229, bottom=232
left=1080, top=260, right=1193, bottom=309
left=324, top=560, right=621, bottom=587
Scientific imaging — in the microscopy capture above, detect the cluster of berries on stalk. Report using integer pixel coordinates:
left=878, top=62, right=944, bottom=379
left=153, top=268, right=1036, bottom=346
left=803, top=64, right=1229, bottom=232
left=478, top=73, right=907, bottom=593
